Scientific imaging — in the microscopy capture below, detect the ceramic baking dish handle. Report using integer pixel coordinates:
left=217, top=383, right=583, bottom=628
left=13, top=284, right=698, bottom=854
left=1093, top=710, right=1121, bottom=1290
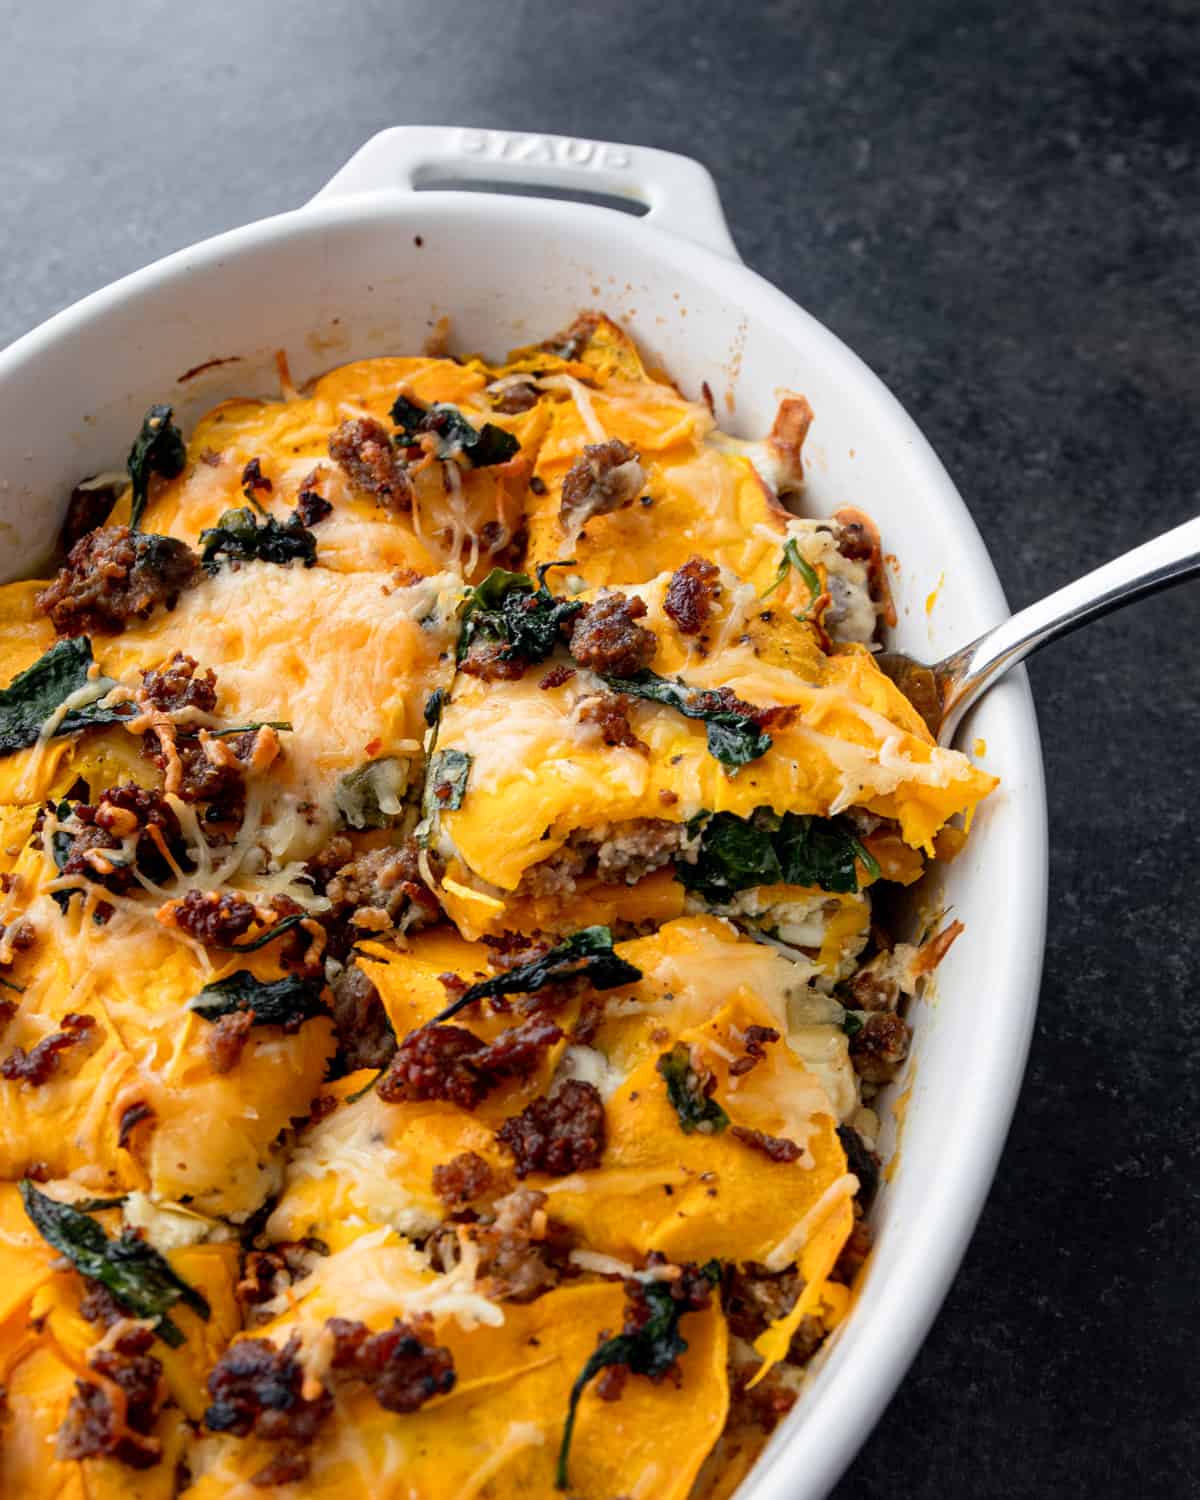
left=310, top=125, right=742, bottom=261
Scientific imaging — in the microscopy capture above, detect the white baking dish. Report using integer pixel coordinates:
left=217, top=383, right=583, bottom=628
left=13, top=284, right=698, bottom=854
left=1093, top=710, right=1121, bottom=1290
left=0, top=126, right=1049, bottom=1498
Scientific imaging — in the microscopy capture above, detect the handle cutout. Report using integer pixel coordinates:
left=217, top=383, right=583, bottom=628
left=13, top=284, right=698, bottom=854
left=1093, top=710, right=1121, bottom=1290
left=410, top=166, right=650, bottom=217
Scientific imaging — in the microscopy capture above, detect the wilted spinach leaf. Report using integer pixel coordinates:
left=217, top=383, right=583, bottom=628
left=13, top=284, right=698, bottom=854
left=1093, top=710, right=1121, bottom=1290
left=390, top=394, right=520, bottom=468
left=423, top=748, right=471, bottom=814
left=335, top=757, right=411, bottom=830
left=0, top=638, right=127, bottom=756
left=775, top=812, right=878, bottom=890
left=189, top=971, right=326, bottom=1027
left=431, top=925, right=642, bottom=1024
left=680, top=808, right=879, bottom=902
left=20, top=1180, right=209, bottom=1347
left=761, top=536, right=822, bottom=612
left=128, top=404, right=187, bottom=531
left=198, top=507, right=317, bottom=572
left=555, top=1264, right=721, bottom=1489
left=656, top=1042, right=730, bottom=1135
left=457, top=564, right=581, bottom=665
left=423, top=687, right=447, bottom=729
left=600, top=671, right=772, bottom=774
left=215, top=912, right=309, bottom=953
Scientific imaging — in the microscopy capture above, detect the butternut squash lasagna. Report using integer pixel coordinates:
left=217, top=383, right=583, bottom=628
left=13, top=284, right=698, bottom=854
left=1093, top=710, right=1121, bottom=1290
left=0, top=314, right=996, bottom=1498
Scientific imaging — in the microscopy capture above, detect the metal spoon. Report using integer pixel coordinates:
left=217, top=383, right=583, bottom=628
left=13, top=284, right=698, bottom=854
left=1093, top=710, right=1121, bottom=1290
left=875, top=514, right=1200, bottom=746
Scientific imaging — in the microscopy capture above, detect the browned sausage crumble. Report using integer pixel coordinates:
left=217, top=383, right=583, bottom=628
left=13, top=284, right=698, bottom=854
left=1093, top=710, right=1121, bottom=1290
left=495, top=1078, right=606, bottom=1178
left=567, top=592, right=657, bottom=677
left=664, top=556, right=722, bottom=636
left=328, top=417, right=413, bottom=512
left=559, top=439, right=645, bottom=531
left=57, top=1324, right=165, bottom=1469
left=36, top=525, right=200, bottom=637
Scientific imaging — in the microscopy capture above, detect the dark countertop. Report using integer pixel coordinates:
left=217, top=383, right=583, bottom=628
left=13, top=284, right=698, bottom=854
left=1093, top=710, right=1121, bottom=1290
left=2, top=2, right=1196, bottom=1494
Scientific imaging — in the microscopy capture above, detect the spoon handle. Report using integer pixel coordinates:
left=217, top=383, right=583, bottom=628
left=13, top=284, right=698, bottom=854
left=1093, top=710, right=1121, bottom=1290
left=938, top=513, right=1200, bottom=745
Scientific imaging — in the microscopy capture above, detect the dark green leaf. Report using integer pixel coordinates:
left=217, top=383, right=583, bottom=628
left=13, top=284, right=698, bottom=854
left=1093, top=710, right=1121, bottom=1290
left=206, top=721, right=292, bottom=738
left=676, top=813, right=780, bottom=903
left=841, top=1010, right=864, bottom=1038
left=0, top=638, right=127, bottom=757
left=128, top=405, right=187, bottom=532
left=656, top=1043, right=730, bottom=1135
left=431, top=926, right=642, bottom=1024
left=423, top=688, right=447, bottom=729
left=389, top=394, right=428, bottom=436
left=680, top=808, right=878, bottom=901
left=189, top=971, right=326, bottom=1027
left=335, top=758, right=411, bottom=830
left=457, top=567, right=581, bottom=666
left=774, top=812, right=877, bottom=892
left=423, top=748, right=471, bottom=816
left=600, top=671, right=772, bottom=774
left=19, top=1181, right=209, bottom=1347
left=469, top=422, right=520, bottom=467
left=555, top=1264, right=720, bottom=1489
left=216, top=912, right=309, bottom=954
left=390, top=394, right=521, bottom=468
left=199, top=507, right=317, bottom=572
left=761, top=537, right=821, bottom=610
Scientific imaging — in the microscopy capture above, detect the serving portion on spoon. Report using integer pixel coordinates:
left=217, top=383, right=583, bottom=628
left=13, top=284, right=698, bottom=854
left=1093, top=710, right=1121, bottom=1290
left=877, top=514, right=1200, bottom=745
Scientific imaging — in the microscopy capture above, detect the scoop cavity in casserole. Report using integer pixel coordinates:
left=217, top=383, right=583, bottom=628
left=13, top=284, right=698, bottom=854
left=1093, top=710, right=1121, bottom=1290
left=0, top=312, right=995, bottom=1498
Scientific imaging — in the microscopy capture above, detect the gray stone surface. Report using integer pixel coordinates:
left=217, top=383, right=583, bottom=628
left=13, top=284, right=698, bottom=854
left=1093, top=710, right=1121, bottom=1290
left=2, top=1, right=1196, bottom=1495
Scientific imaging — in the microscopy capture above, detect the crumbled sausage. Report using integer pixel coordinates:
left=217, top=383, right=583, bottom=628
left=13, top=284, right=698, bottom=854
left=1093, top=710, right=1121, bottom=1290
left=726, top=1361, right=798, bottom=1434
left=459, top=638, right=530, bottom=682
left=496, top=1079, right=606, bottom=1178
left=830, top=1212, right=873, bottom=1285
left=295, top=489, right=333, bottom=526
left=169, top=890, right=258, bottom=946
left=576, top=693, right=647, bottom=751
left=78, top=1278, right=129, bottom=1329
left=491, top=382, right=539, bottom=414
left=568, top=592, right=657, bottom=677
left=560, top=440, right=645, bottom=530
left=330, top=966, right=396, bottom=1073
left=378, top=1024, right=488, bottom=1108
left=57, top=1325, right=164, bottom=1468
left=327, top=1314, right=455, bottom=1412
left=241, top=457, right=272, bottom=495
left=304, top=834, right=354, bottom=894
left=205, top=1333, right=331, bottom=1486
left=539, top=664, right=575, bottom=691
left=379, top=1017, right=562, bottom=1110
left=432, top=1151, right=494, bottom=1208
left=236, top=1243, right=319, bottom=1322
left=325, top=841, right=439, bottom=936
left=328, top=417, right=413, bottom=512
left=53, top=787, right=185, bottom=896
left=141, top=652, right=218, bottom=714
left=595, top=819, right=689, bottom=884
left=848, top=1010, right=911, bottom=1083
left=469, top=1188, right=575, bottom=1301
left=1, top=1012, right=97, bottom=1085
left=36, top=525, right=199, bottom=637
left=664, top=556, right=721, bottom=636
left=207, top=1009, right=255, bottom=1074
left=721, top=1263, right=800, bottom=1341
left=730, top=1125, right=802, bottom=1163
left=728, top=1024, right=780, bottom=1077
